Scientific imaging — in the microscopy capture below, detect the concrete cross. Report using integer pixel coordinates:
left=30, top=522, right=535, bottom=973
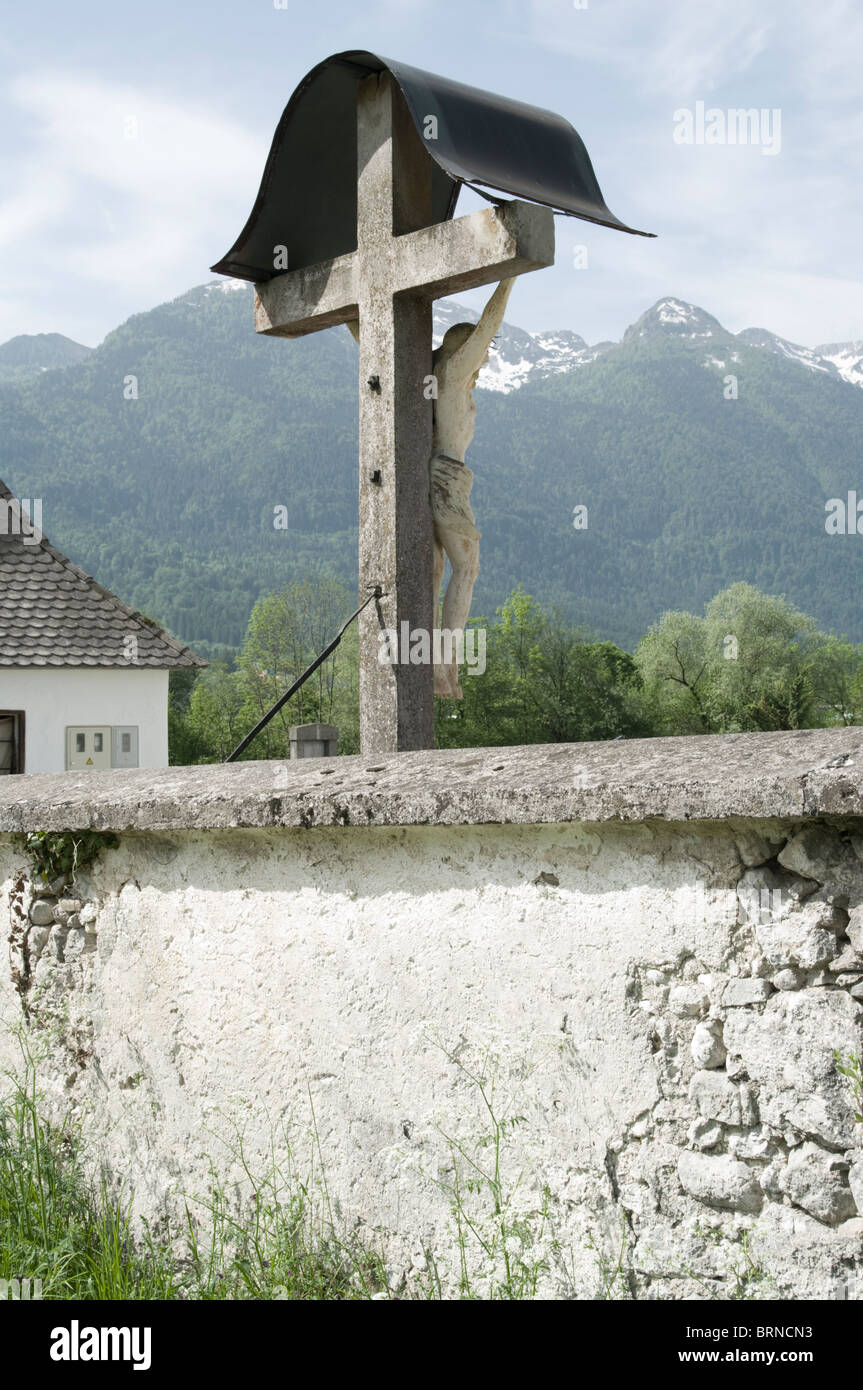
left=254, top=72, right=554, bottom=755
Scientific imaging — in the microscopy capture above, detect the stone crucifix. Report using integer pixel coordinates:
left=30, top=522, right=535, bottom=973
left=254, top=72, right=554, bottom=754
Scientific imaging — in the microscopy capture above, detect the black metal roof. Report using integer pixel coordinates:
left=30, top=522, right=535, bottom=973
left=211, top=49, right=653, bottom=283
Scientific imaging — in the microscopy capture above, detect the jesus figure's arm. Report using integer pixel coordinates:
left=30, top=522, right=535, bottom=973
left=447, top=278, right=516, bottom=379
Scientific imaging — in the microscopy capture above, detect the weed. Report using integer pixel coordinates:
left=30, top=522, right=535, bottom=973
left=12, top=831, right=118, bottom=886
left=834, top=1049, right=863, bottom=1125
left=429, top=1041, right=552, bottom=1299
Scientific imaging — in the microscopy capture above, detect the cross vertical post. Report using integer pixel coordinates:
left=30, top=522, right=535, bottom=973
left=356, top=73, right=435, bottom=755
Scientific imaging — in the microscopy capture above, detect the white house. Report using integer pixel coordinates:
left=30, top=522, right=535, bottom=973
left=0, top=481, right=205, bottom=775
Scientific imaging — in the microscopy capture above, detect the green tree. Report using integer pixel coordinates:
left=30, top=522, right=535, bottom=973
left=811, top=636, right=863, bottom=727
left=436, top=587, right=649, bottom=747
left=634, top=609, right=711, bottom=733
left=636, top=583, right=860, bottom=735
left=703, top=584, right=823, bottom=732
left=182, top=665, right=247, bottom=762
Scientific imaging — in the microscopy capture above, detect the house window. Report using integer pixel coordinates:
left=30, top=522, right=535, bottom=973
left=0, top=713, right=25, bottom=775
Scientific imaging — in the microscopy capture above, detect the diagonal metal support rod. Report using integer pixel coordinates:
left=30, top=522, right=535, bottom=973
left=225, top=587, right=382, bottom=763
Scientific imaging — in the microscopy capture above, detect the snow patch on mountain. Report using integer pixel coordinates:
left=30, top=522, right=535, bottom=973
left=628, top=300, right=863, bottom=393
left=736, top=327, right=834, bottom=376
left=659, top=298, right=701, bottom=326
left=432, top=300, right=609, bottom=393
left=816, top=341, right=863, bottom=388
left=205, top=279, right=250, bottom=296
left=624, top=297, right=727, bottom=343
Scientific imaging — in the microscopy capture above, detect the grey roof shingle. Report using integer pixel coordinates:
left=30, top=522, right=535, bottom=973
left=0, top=481, right=206, bottom=669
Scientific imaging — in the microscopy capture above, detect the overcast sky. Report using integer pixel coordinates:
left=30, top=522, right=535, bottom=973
left=1, top=0, right=861, bottom=349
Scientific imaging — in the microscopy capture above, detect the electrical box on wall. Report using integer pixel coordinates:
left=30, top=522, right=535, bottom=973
left=111, top=726, right=139, bottom=769
left=66, top=726, right=140, bottom=771
left=66, top=726, right=112, bottom=770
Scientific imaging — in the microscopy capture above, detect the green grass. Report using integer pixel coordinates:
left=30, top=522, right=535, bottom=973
left=6, top=1036, right=828, bottom=1301
left=0, top=1067, right=175, bottom=1298
left=0, top=1065, right=393, bottom=1301
left=0, top=1032, right=575, bottom=1302
left=430, top=1041, right=558, bottom=1300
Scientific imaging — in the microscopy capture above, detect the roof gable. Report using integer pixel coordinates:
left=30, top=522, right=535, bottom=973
left=0, top=483, right=206, bottom=669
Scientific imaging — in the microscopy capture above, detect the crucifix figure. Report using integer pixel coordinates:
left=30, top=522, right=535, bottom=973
left=429, top=277, right=514, bottom=698
left=253, top=72, right=554, bottom=753
left=348, top=276, right=514, bottom=700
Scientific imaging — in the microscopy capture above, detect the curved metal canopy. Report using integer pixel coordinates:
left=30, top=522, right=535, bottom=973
left=211, top=50, right=653, bottom=283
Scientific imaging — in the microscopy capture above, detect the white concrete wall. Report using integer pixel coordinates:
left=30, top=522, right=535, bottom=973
left=1, top=815, right=861, bottom=1300
left=0, top=667, right=169, bottom=773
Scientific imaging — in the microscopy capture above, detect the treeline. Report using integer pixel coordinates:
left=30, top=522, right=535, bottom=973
left=168, top=579, right=863, bottom=763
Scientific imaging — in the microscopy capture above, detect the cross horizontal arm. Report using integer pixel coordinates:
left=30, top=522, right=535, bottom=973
left=254, top=250, right=358, bottom=338
left=252, top=199, right=554, bottom=339
left=391, top=200, right=554, bottom=299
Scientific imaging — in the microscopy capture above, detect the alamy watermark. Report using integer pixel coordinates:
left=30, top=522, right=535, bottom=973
left=673, top=102, right=782, bottom=156
left=0, top=497, right=42, bottom=546
left=677, top=880, right=787, bottom=924
left=826, top=493, right=863, bottom=534
left=50, top=1321, right=151, bottom=1370
left=378, top=623, right=486, bottom=676
left=1, top=1277, right=42, bottom=1300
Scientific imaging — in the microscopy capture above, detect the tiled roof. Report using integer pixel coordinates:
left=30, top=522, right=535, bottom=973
left=0, top=481, right=206, bottom=669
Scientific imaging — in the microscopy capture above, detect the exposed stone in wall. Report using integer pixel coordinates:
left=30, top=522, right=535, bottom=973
left=6, top=868, right=99, bottom=1084
left=616, top=822, right=863, bottom=1299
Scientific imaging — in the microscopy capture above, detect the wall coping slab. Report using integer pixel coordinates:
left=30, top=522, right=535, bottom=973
left=0, top=727, right=862, bottom=832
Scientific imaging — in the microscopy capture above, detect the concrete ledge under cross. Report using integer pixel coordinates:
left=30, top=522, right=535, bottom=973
left=0, top=727, right=862, bottom=832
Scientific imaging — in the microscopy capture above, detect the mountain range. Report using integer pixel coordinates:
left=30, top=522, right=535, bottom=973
left=6, top=288, right=863, bottom=396
left=1, top=282, right=862, bottom=653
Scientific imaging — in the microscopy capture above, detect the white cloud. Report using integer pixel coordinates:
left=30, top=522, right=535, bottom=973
left=0, top=70, right=263, bottom=340
left=521, top=0, right=775, bottom=97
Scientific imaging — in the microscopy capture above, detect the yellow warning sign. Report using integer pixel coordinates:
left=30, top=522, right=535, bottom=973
left=86, top=758, right=93, bottom=765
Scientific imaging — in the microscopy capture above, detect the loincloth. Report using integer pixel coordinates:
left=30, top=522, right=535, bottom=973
left=429, top=452, right=481, bottom=541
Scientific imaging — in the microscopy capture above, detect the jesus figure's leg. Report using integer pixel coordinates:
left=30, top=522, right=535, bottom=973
left=439, top=530, right=480, bottom=700
left=432, top=533, right=453, bottom=696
